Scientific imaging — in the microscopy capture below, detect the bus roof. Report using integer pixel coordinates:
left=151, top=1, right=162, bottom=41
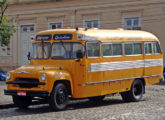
left=37, top=28, right=158, bottom=42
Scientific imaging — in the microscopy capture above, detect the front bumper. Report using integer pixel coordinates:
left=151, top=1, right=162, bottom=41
left=4, top=89, right=49, bottom=97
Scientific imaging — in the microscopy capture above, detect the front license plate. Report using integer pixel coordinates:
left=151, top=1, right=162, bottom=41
left=17, top=91, right=27, bottom=96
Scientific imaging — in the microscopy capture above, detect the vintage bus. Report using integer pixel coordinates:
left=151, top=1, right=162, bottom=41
left=4, top=28, right=163, bottom=110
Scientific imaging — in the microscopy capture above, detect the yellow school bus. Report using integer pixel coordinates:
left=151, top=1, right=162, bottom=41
left=4, top=28, right=163, bottom=110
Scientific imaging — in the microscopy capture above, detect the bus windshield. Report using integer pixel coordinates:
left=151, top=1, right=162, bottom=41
left=32, top=42, right=50, bottom=59
left=51, top=42, right=85, bottom=59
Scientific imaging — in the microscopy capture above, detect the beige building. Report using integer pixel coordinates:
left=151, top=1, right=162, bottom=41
left=1, top=0, right=165, bottom=71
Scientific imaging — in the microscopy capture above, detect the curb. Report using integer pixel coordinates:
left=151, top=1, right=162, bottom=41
left=0, top=103, right=15, bottom=109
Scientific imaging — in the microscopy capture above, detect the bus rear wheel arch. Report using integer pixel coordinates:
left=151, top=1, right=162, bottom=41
left=121, top=79, right=145, bottom=102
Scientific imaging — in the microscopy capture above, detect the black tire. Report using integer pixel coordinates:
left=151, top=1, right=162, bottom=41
left=89, top=96, right=105, bottom=102
left=121, top=79, right=144, bottom=102
left=49, top=83, right=68, bottom=111
left=12, top=96, right=32, bottom=109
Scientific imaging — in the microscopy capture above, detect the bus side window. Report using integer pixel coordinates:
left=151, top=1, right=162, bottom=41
left=102, top=43, right=122, bottom=57
left=144, top=42, right=152, bottom=55
left=124, top=42, right=142, bottom=56
left=86, top=42, right=100, bottom=58
left=153, top=42, right=161, bottom=54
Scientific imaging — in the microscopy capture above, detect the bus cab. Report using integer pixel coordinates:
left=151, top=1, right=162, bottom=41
left=4, top=28, right=163, bottom=110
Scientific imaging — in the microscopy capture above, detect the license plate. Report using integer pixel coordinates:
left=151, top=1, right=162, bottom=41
left=17, top=91, right=27, bottom=96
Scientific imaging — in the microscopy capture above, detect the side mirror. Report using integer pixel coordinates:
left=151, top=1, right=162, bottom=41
left=27, top=52, right=31, bottom=60
left=76, top=50, right=83, bottom=59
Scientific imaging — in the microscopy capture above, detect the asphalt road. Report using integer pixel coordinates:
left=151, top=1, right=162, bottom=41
left=0, top=81, right=165, bottom=120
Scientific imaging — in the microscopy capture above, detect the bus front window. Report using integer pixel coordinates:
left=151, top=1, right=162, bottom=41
left=32, top=42, right=50, bottom=59
left=51, top=42, right=85, bottom=59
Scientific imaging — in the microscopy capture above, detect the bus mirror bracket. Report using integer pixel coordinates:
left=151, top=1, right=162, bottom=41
left=27, top=52, right=31, bottom=60
left=76, top=50, right=83, bottom=59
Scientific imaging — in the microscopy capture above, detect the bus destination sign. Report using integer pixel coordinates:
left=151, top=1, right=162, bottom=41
left=36, top=35, right=52, bottom=41
left=54, top=34, right=73, bottom=40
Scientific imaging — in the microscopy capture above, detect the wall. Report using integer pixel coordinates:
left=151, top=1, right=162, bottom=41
left=1, top=0, right=164, bottom=71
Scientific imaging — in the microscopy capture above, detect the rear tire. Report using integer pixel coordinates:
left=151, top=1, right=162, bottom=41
left=49, top=83, right=68, bottom=111
left=121, top=79, right=144, bottom=102
left=12, top=96, right=32, bottom=109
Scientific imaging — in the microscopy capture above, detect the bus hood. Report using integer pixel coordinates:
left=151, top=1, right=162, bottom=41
left=13, top=65, right=60, bottom=76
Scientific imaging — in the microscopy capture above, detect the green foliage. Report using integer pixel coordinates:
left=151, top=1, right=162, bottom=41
left=0, top=0, right=15, bottom=46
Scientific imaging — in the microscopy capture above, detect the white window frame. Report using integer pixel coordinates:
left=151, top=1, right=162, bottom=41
left=83, top=18, right=100, bottom=28
left=122, top=15, right=141, bottom=30
left=48, top=21, right=63, bottom=29
left=0, top=38, right=12, bottom=57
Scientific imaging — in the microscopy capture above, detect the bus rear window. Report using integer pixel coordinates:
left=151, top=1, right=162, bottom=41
left=153, top=42, right=161, bottom=54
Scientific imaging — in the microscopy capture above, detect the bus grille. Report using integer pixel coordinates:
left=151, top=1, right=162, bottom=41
left=7, top=78, right=43, bottom=88
left=16, top=78, right=40, bottom=88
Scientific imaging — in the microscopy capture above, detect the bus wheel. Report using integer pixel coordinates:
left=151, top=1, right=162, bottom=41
left=121, top=79, right=144, bottom=102
left=89, top=96, right=105, bottom=102
left=12, top=96, right=32, bottom=109
left=49, top=83, right=68, bottom=111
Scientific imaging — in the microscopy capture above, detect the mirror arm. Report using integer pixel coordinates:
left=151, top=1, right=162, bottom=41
left=27, top=52, right=31, bottom=60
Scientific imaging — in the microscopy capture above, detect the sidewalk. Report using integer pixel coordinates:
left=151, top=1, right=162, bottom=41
left=0, top=81, right=13, bottom=108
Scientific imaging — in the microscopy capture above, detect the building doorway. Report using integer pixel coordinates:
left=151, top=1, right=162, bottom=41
left=20, top=25, right=35, bottom=65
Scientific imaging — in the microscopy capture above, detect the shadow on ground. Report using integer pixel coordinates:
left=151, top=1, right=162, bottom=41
left=0, top=97, right=127, bottom=118
left=156, top=81, right=165, bottom=86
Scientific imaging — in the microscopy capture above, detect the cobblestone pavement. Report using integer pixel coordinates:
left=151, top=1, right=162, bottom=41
left=0, top=81, right=165, bottom=120
left=0, top=81, right=12, bottom=105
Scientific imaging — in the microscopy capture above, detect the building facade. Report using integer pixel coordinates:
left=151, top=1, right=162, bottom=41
left=1, top=0, right=165, bottom=71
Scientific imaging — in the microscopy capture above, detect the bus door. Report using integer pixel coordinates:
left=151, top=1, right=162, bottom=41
left=144, top=42, right=153, bottom=76
left=85, top=42, right=102, bottom=97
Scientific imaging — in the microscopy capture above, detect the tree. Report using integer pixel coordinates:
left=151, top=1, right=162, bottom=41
left=0, top=0, right=15, bottom=47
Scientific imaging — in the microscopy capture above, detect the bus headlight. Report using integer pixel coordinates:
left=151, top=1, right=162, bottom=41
left=40, top=74, right=46, bottom=81
left=6, top=73, right=11, bottom=80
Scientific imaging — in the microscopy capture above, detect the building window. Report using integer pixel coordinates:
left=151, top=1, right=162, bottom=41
left=124, top=17, right=141, bottom=30
left=0, top=39, right=11, bottom=56
left=84, top=20, right=99, bottom=28
left=49, top=22, right=62, bottom=29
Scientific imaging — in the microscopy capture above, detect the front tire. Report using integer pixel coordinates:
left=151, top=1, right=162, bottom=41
left=49, top=83, right=68, bottom=111
left=12, top=96, right=32, bottom=109
left=121, top=79, right=144, bottom=102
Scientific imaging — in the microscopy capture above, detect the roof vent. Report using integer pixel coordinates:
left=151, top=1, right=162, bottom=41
left=75, top=27, right=88, bottom=31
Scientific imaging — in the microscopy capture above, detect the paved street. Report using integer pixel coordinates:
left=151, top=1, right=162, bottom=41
left=0, top=81, right=12, bottom=105
left=0, top=81, right=165, bottom=120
